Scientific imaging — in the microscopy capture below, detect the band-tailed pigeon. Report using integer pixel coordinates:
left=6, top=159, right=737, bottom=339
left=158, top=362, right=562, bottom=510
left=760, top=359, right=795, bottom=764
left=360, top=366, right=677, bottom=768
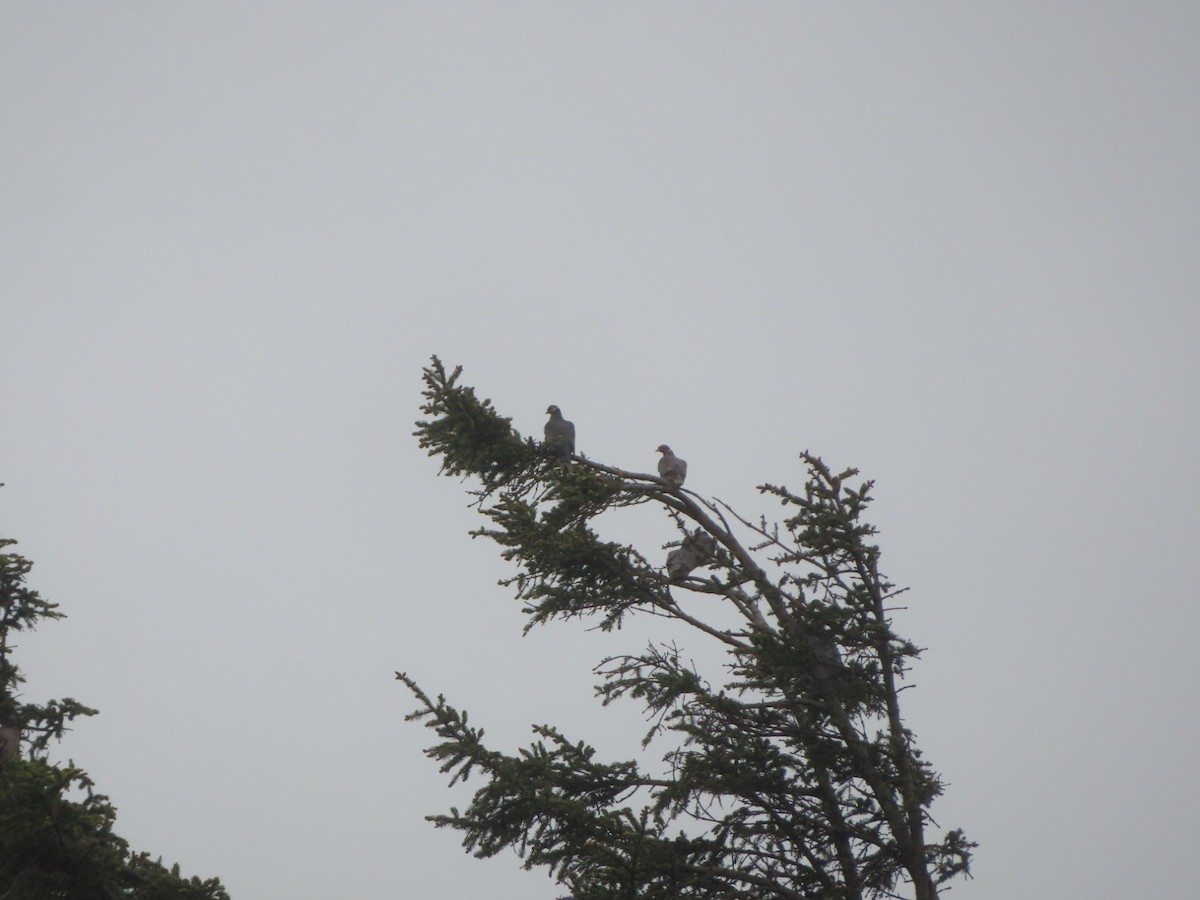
left=656, top=445, right=687, bottom=486
left=666, top=547, right=697, bottom=581
left=666, top=529, right=717, bottom=581
left=684, top=530, right=718, bottom=561
left=544, top=405, right=575, bottom=459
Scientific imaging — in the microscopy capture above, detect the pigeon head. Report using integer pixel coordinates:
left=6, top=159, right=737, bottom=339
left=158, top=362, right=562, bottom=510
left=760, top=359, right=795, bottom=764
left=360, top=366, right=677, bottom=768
left=547, top=405, right=561, bottom=416
left=657, top=444, right=672, bottom=454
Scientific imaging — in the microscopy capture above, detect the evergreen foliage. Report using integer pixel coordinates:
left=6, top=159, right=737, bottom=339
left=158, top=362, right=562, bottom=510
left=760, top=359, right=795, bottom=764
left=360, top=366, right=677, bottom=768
left=402, top=357, right=974, bottom=900
left=0, top=538, right=229, bottom=900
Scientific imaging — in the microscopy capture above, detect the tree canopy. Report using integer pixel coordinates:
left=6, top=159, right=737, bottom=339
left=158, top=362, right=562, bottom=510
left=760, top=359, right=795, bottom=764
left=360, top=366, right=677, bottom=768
left=0, top=537, right=229, bottom=900
left=400, top=358, right=974, bottom=900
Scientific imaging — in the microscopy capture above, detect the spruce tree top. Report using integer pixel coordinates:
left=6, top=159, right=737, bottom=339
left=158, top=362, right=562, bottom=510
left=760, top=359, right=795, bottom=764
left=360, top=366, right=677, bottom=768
left=402, top=357, right=974, bottom=900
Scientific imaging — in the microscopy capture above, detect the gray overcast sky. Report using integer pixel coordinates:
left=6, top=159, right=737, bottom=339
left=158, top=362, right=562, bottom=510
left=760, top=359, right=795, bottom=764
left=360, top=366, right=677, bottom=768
left=2, top=4, right=1197, bottom=898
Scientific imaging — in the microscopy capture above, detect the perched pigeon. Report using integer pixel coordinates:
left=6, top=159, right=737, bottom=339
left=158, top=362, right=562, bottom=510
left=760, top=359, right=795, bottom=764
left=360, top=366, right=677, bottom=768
left=544, top=405, right=575, bottom=460
left=683, top=529, right=718, bottom=561
left=656, top=445, right=687, bottom=486
left=666, top=530, right=717, bottom=581
left=666, top=547, right=697, bottom=581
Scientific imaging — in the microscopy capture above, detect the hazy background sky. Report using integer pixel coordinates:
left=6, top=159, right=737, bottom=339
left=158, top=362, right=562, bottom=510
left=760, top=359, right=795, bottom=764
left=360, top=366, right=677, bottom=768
left=3, top=4, right=1197, bottom=898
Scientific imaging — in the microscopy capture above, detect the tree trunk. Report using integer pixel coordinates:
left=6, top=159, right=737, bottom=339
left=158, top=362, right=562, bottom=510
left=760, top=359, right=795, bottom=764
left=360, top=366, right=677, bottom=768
left=0, top=723, right=20, bottom=762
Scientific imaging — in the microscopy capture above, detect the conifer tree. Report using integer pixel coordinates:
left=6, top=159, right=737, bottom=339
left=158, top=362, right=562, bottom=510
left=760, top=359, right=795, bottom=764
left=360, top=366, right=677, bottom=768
left=0, top=537, right=229, bottom=900
left=401, top=358, right=974, bottom=900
